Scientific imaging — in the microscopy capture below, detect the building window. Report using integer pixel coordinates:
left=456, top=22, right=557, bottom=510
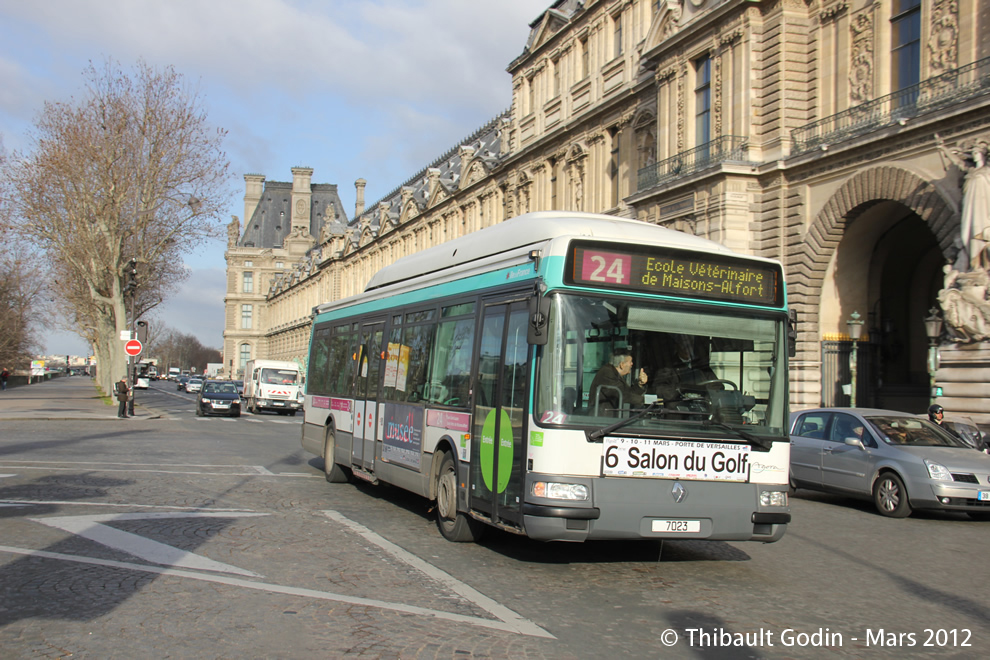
left=239, top=343, right=251, bottom=371
left=613, top=13, right=623, bottom=59
left=241, top=304, right=253, bottom=329
left=552, top=59, right=560, bottom=98
left=695, top=55, right=712, bottom=147
left=891, top=0, right=921, bottom=93
left=243, top=272, right=253, bottom=293
left=275, top=261, right=284, bottom=269
left=243, top=260, right=253, bottom=267
left=580, top=38, right=589, bottom=80
left=527, top=76, right=535, bottom=114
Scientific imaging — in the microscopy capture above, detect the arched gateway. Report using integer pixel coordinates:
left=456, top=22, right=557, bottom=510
left=790, top=165, right=959, bottom=414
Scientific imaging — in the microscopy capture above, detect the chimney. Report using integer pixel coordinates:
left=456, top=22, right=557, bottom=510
left=243, top=174, right=265, bottom=225
left=355, top=178, right=367, bottom=217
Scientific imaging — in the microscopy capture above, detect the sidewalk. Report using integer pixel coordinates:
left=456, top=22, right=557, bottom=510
left=0, top=377, right=157, bottom=421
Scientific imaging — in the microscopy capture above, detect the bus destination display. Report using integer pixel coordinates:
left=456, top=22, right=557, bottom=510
left=568, top=242, right=782, bottom=307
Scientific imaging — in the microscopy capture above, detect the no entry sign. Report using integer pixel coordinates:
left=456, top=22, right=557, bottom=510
left=124, top=339, right=143, bottom=357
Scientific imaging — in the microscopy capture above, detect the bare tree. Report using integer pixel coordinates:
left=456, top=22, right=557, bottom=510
left=0, top=139, right=48, bottom=368
left=147, top=324, right=220, bottom=374
left=6, top=60, right=232, bottom=396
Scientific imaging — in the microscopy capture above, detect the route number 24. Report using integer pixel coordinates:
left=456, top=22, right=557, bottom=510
left=582, top=251, right=631, bottom=285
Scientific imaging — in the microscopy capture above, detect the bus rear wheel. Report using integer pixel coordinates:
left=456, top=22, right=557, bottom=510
left=323, top=430, right=351, bottom=483
left=435, top=452, right=484, bottom=542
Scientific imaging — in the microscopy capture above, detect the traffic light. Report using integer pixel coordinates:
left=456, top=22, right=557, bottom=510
left=123, top=258, right=138, bottom=295
left=136, top=320, right=149, bottom=343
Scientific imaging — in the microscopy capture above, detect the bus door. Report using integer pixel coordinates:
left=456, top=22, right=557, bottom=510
left=353, top=320, right=385, bottom=471
left=470, top=298, right=529, bottom=527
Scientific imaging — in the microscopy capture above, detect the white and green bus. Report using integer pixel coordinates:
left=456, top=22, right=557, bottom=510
left=301, top=211, right=791, bottom=543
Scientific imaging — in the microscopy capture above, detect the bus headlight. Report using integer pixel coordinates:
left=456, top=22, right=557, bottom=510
left=759, top=491, right=788, bottom=507
left=533, top=481, right=589, bottom=501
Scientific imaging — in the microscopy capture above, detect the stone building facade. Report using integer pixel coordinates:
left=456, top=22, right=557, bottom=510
left=222, top=167, right=347, bottom=377
left=223, top=0, right=990, bottom=419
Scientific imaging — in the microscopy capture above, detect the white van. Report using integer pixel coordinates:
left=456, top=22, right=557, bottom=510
left=242, top=359, right=303, bottom=415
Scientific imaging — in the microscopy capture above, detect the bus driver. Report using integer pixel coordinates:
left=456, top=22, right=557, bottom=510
left=590, top=349, right=648, bottom=416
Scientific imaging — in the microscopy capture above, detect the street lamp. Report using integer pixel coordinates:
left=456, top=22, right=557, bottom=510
left=924, top=307, right=943, bottom=406
left=847, top=311, right=864, bottom=407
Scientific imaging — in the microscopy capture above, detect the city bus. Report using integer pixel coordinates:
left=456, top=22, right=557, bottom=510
left=301, top=211, right=791, bottom=543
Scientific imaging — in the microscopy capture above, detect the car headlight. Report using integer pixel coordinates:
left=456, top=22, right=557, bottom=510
left=760, top=490, right=789, bottom=507
left=532, top=481, right=589, bottom=501
left=925, top=459, right=952, bottom=481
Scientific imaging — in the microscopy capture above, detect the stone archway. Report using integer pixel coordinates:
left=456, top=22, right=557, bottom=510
left=788, top=165, right=958, bottom=410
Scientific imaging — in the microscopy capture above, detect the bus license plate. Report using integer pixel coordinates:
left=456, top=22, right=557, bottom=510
left=653, top=519, right=701, bottom=533
left=979, top=491, right=990, bottom=502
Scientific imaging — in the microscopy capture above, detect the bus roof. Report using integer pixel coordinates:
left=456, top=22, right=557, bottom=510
left=364, top=211, right=734, bottom=292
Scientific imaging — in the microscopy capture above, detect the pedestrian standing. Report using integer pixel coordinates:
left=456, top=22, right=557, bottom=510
left=0, top=367, right=8, bottom=391
left=115, top=375, right=130, bottom=418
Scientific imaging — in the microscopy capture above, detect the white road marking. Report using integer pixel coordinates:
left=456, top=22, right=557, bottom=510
left=0, top=545, right=553, bottom=637
left=0, top=500, right=254, bottom=512
left=0, top=461, right=321, bottom=478
left=322, top=510, right=553, bottom=639
left=31, top=511, right=268, bottom=577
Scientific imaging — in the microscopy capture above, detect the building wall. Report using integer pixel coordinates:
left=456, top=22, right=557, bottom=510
left=225, top=0, right=990, bottom=417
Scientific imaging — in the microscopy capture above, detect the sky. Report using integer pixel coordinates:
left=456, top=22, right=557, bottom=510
left=0, top=0, right=550, bottom=357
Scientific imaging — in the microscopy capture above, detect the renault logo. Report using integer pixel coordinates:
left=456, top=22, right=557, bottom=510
left=671, top=482, right=686, bottom=503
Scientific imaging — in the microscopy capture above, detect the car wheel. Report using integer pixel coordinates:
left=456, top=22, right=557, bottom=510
left=231, top=411, right=241, bottom=418
left=323, top=429, right=351, bottom=483
left=873, top=472, right=912, bottom=518
left=435, top=451, right=484, bottom=543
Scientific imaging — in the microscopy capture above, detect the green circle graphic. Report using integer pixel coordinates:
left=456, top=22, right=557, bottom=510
left=481, top=409, right=514, bottom=493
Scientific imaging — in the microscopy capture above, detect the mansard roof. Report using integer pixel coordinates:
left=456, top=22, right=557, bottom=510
left=238, top=180, right=348, bottom=249
left=350, top=111, right=509, bottom=230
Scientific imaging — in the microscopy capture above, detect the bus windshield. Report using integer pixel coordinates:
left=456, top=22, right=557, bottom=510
left=535, top=293, right=788, bottom=438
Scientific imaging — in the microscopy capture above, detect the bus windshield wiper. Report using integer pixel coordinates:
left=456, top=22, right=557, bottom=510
left=702, top=419, right=772, bottom=451
left=586, top=400, right=662, bottom=442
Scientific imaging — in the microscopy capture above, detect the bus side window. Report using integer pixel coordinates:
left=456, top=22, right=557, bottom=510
left=428, top=316, right=475, bottom=406
left=392, top=322, right=435, bottom=403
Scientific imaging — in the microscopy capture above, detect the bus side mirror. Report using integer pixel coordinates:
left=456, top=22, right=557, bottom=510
left=528, top=293, right=551, bottom=346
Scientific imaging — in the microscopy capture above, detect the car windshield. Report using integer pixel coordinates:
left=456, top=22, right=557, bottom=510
left=867, top=416, right=970, bottom=447
left=534, top=292, right=789, bottom=440
left=204, top=382, right=238, bottom=394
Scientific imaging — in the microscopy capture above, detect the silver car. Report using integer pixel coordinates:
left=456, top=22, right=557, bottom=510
left=789, top=408, right=990, bottom=520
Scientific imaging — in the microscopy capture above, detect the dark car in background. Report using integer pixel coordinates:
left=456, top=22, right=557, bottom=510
left=176, top=376, right=190, bottom=391
left=790, top=408, right=990, bottom=519
left=196, top=381, right=242, bottom=418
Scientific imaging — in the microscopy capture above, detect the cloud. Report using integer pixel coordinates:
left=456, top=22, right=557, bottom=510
left=152, top=266, right=228, bottom=349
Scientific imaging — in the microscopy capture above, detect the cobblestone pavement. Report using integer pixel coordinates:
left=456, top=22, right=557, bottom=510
left=1, top=410, right=988, bottom=659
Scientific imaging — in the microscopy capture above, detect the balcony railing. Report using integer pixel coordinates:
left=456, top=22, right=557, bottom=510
left=637, top=135, right=751, bottom=192
left=792, top=57, right=990, bottom=154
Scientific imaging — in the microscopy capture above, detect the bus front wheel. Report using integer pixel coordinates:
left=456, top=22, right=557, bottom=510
left=435, top=452, right=484, bottom=543
left=323, top=430, right=351, bottom=483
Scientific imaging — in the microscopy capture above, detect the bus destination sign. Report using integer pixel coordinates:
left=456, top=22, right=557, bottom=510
left=567, top=241, right=782, bottom=307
